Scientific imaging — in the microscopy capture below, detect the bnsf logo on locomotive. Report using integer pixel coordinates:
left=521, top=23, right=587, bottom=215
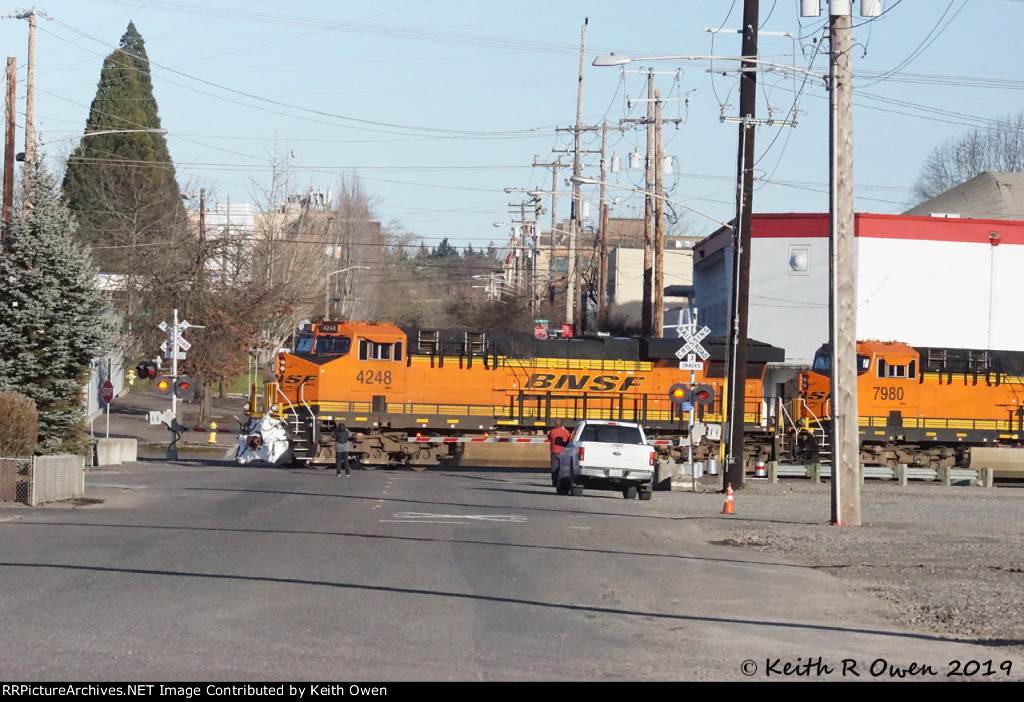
left=525, top=373, right=646, bottom=392
left=282, top=374, right=318, bottom=386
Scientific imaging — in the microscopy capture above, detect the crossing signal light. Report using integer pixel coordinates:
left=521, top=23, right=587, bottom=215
left=174, top=376, right=196, bottom=401
left=692, top=383, right=715, bottom=407
left=136, top=361, right=158, bottom=380
left=668, top=383, right=690, bottom=406
left=155, top=376, right=173, bottom=395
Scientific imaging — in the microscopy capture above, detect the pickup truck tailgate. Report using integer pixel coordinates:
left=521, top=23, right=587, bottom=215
left=579, top=442, right=651, bottom=475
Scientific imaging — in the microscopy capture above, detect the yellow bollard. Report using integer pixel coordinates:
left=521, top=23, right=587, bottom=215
left=208, top=421, right=218, bottom=444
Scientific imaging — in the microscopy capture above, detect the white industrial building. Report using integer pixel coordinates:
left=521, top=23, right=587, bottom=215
left=694, top=173, right=1024, bottom=364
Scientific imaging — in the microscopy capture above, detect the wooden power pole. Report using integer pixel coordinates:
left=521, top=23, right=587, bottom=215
left=3, top=57, right=15, bottom=225
left=22, top=8, right=36, bottom=165
left=724, top=0, right=759, bottom=490
left=828, top=5, right=861, bottom=526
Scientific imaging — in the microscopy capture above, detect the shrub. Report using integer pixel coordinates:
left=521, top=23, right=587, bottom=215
left=0, top=390, right=38, bottom=456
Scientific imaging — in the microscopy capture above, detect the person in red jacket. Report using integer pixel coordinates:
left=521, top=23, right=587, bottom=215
left=547, top=419, right=571, bottom=487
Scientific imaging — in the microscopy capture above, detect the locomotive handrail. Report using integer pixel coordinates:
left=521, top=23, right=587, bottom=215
left=272, top=382, right=292, bottom=415
left=797, top=397, right=829, bottom=447
left=297, top=379, right=316, bottom=421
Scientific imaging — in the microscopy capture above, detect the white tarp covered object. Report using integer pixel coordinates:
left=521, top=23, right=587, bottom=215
left=236, top=416, right=291, bottom=465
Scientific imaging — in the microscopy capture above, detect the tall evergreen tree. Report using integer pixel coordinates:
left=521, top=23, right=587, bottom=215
left=0, top=160, right=112, bottom=453
left=62, top=21, right=184, bottom=273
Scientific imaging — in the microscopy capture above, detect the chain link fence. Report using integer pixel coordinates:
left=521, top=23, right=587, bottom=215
left=0, top=455, right=85, bottom=505
left=0, top=457, right=32, bottom=504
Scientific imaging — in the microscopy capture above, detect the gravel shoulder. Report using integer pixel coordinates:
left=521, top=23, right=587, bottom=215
left=704, top=479, right=1024, bottom=652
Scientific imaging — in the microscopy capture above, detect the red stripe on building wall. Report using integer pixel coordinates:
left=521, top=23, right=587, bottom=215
left=750, top=212, right=1024, bottom=245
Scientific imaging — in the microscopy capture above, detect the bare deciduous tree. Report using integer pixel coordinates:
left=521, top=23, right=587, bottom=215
left=912, top=111, right=1024, bottom=204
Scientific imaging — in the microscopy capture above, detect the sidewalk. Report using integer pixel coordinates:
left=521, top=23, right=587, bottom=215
left=90, top=388, right=248, bottom=452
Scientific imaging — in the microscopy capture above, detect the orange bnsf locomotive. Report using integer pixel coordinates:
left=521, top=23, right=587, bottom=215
left=785, top=341, right=1024, bottom=468
left=236, top=320, right=785, bottom=469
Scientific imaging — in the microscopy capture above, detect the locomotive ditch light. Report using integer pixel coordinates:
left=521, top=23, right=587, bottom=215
left=668, top=383, right=690, bottom=406
left=692, top=383, right=715, bottom=407
left=155, top=376, right=173, bottom=396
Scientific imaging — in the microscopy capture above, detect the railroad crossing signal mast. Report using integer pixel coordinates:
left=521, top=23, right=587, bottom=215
left=672, top=310, right=714, bottom=479
left=157, top=309, right=204, bottom=459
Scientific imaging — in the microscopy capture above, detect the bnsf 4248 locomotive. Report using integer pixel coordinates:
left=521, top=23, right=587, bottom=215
left=236, top=321, right=785, bottom=470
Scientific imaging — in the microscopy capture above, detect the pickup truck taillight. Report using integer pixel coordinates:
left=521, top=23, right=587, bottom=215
left=578, top=446, right=585, bottom=463
left=649, top=451, right=656, bottom=467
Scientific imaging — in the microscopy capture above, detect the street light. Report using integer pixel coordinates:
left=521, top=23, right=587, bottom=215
left=324, top=265, right=370, bottom=319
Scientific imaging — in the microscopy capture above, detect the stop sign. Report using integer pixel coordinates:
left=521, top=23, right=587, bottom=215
left=101, top=380, right=114, bottom=404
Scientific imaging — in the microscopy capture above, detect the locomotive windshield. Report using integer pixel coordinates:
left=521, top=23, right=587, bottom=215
left=294, top=334, right=351, bottom=356
left=811, top=350, right=871, bottom=375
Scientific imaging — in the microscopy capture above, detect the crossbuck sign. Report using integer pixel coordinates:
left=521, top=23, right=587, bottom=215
left=159, top=320, right=192, bottom=360
left=675, top=324, right=710, bottom=371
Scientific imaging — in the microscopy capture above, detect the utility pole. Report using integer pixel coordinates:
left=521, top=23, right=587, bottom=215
left=533, top=156, right=568, bottom=306
left=19, top=8, right=36, bottom=165
left=653, top=89, right=665, bottom=338
left=568, top=18, right=588, bottom=335
left=558, top=123, right=619, bottom=327
left=620, top=72, right=682, bottom=337
left=828, top=2, right=861, bottom=526
left=643, top=70, right=655, bottom=337
left=724, top=0, right=758, bottom=491
left=597, top=121, right=610, bottom=328
left=3, top=57, right=15, bottom=225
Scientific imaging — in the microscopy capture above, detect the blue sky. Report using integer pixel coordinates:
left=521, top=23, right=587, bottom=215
left=2, top=0, right=1020, bottom=250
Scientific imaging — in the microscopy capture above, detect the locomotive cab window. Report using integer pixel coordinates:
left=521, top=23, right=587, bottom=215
left=813, top=353, right=870, bottom=375
left=359, top=339, right=403, bottom=362
left=294, top=334, right=350, bottom=356
left=876, top=359, right=915, bottom=379
left=315, top=336, right=351, bottom=355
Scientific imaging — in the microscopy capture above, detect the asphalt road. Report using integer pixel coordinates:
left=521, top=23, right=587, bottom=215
left=2, top=456, right=1020, bottom=682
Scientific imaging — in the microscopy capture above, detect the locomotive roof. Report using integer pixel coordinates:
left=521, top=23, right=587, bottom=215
left=399, top=325, right=785, bottom=364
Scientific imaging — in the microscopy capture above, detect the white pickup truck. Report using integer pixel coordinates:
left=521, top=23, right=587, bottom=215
left=555, top=419, right=655, bottom=500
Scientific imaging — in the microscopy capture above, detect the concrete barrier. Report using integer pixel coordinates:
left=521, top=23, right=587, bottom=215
left=655, top=459, right=683, bottom=489
left=969, top=446, right=1024, bottom=478
left=94, top=438, right=138, bottom=466
left=457, top=442, right=549, bottom=468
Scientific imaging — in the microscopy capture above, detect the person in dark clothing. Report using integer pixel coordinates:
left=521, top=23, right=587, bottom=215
left=332, top=422, right=351, bottom=477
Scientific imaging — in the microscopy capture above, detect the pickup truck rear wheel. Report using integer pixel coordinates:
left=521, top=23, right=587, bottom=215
left=638, top=487, right=653, bottom=501
left=622, top=485, right=638, bottom=500
left=569, top=483, right=583, bottom=497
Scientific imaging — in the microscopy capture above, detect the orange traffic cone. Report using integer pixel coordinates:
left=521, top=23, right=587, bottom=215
left=722, top=483, right=735, bottom=515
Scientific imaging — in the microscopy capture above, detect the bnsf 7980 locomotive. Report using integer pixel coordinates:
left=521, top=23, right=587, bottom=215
left=786, top=341, right=1024, bottom=468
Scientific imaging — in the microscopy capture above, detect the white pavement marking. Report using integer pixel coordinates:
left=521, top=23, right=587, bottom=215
left=88, top=483, right=148, bottom=490
left=383, top=512, right=527, bottom=523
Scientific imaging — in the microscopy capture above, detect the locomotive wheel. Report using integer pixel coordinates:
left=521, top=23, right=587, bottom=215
left=407, top=460, right=428, bottom=472
left=360, top=462, right=377, bottom=471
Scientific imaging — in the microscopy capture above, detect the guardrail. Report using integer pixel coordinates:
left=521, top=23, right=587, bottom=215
left=765, top=462, right=994, bottom=488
